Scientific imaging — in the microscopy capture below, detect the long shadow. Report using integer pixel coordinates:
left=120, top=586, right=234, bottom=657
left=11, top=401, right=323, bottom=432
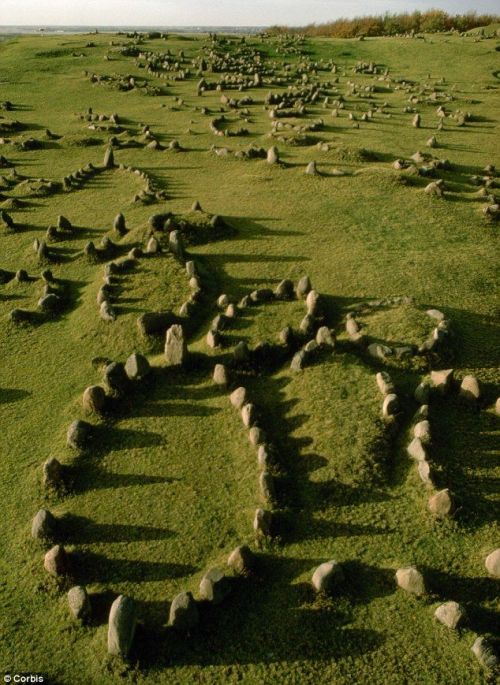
left=427, top=396, right=499, bottom=529
left=0, top=387, right=31, bottom=403
left=88, top=425, right=165, bottom=457
left=133, top=554, right=386, bottom=668
left=66, top=463, right=178, bottom=493
left=423, top=566, right=500, bottom=635
left=133, top=400, right=221, bottom=418
left=59, top=513, right=175, bottom=544
left=71, top=551, right=195, bottom=584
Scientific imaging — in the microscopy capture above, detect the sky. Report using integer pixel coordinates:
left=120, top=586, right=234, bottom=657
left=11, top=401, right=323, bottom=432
left=0, top=0, right=499, bottom=27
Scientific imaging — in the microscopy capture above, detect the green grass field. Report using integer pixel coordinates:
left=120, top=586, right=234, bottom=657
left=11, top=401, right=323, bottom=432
left=0, top=27, right=498, bottom=685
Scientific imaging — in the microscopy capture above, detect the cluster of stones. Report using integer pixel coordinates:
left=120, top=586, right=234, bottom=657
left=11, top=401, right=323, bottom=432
left=209, top=115, right=249, bottom=138
left=289, top=277, right=335, bottom=371
left=83, top=69, right=166, bottom=97
left=344, top=299, right=451, bottom=362
left=408, top=368, right=482, bottom=517
left=61, top=161, right=101, bottom=193
left=210, top=143, right=268, bottom=161
left=395, top=561, right=499, bottom=670
left=8, top=268, right=69, bottom=324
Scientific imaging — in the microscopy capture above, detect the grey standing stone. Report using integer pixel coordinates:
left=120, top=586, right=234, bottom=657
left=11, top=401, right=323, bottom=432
left=103, top=146, right=115, bottom=168
left=234, top=341, right=250, bottom=362
left=305, top=290, right=321, bottom=316
left=418, top=459, right=432, bottom=484
left=104, top=362, right=128, bottom=395
left=312, top=560, right=344, bottom=593
left=38, top=293, right=61, bottom=313
left=82, top=385, right=106, bottom=414
left=267, top=146, right=279, bottom=164
left=274, top=279, right=294, bottom=300
left=300, top=314, right=315, bottom=335
left=230, top=386, right=247, bottom=409
left=206, top=329, right=220, bottom=348
left=199, top=568, right=232, bottom=604
left=44, top=544, right=68, bottom=576
left=291, top=349, right=306, bottom=371
left=434, top=601, right=465, bottom=629
left=382, top=393, right=399, bottom=418
left=168, top=591, right=199, bottom=631
left=43, top=457, right=63, bottom=489
left=186, top=260, right=196, bottom=277
left=376, top=371, right=394, bottom=396
left=485, top=549, right=500, bottom=578
left=31, top=508, right=57, bottom=540
left=395, top=566, right=425, bottom=595
left=471, top=637, right=498, bottom=670
left=241, top=403, right=256, bottom=428
left=428, top=489, right=452, bottom=517
left=165, top=324, right=187, bottom=366
left=68, top=586, right=91, bottom=621
left=227, top=545, right=256, bottom=574
left=316, top=326, right=335, bottom=347
left=146, top=236, right=160, bottom=254
left=259, top=470, right=275, bottom=503
left=113, top=213, right=127, bottom=235
left=213, top=363, right=228, bottom=386
left=407, top=438, right=427, bottom=462
left=253, top=508, right=272, bottom=536
left=217, top=293, right=229, bottom=308
left=125, top=353, right=150, bottom=381
left=414, top=381, right=430, bottom=404
left=257, top=444, right=271, bottom=469
left=430, top=369, right=454, bottom=395
left=296, top=276, right=312, bottom=299
left=414, top=420, right=431, bottom=444
left=108, top=595, right=137, bottom=658
left=67, top=420, right=91, bottom=450
left=169, top=230, right=184, bottom=260
left=459, top=375, right=481, bottom=403
left=249, top=426, right=266, bottom=446
left=100, top=300, right=116, bottom=322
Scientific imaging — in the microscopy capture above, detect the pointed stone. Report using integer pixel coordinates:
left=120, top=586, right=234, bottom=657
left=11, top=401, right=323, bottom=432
left=312, top=560, right=344, bottom=593
left=168, top=591, right=198, bottom=630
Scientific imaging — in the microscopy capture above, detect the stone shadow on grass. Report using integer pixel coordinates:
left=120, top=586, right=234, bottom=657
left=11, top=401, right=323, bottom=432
left=133, top=554, right=385, bottom=669
left=58, top=513, right=176, bottom=544
left=71, top=551, right=194, bottom=584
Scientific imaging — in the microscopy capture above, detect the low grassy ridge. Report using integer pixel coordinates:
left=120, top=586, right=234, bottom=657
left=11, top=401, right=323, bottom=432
left=0, top=26, right=499, bottom=685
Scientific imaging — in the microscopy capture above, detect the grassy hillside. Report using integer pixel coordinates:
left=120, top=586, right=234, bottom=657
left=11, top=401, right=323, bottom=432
left=0, top=28, right=498, bottom=685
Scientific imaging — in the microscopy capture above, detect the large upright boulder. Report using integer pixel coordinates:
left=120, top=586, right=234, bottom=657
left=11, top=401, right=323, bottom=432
left=312, top=560, right=344, bottom=593
left=31, top=508, right=57, bottom=540
left=164, top=324, right=187, bottom=366
left=395, top=566, right=425, bottom=595
left=485, top=549, right=500, bottom=578
left=103, top=146, right=115, bottom=168
left=199, top=568, right=232, bottom=604
left=168, top=591, right=198, bottom=630
left=107, top=595, right=137, bottom=657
